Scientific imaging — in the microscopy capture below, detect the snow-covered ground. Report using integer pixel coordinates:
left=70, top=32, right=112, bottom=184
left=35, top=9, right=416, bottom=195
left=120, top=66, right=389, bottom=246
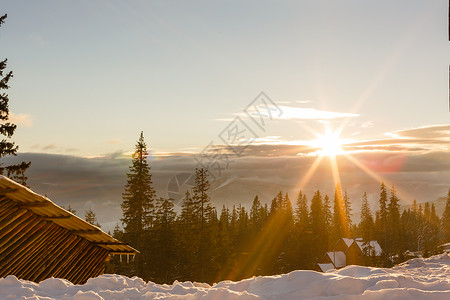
left=1, top=254, right=449, bottom=300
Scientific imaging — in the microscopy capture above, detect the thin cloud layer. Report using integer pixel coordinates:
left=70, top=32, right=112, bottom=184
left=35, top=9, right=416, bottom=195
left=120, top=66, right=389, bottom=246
left=3, top=144, right=449, bottom=232
left=274, top=106, right=360, bottom=120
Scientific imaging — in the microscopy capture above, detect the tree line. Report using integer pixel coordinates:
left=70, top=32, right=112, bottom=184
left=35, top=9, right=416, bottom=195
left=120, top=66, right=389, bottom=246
left=102, top=133, right=450, bottom=284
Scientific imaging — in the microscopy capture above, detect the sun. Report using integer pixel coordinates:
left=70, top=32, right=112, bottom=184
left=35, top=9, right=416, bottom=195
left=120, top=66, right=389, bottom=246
left=312, top=130, right=345, bottom=157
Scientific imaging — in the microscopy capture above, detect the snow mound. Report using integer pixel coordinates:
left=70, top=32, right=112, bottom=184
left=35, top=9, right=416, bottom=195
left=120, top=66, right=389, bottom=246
left=1, top=253, right=449, bottom=300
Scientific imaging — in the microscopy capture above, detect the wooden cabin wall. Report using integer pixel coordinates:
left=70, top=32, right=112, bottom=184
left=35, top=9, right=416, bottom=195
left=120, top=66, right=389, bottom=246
left=0, top=197, right=109, bottom=284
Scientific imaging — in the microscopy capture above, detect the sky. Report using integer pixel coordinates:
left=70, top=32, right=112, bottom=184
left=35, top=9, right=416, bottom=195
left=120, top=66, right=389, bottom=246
left=1, top=1, right=450, bottom=229
left=1, top=0, right=449, bottom=156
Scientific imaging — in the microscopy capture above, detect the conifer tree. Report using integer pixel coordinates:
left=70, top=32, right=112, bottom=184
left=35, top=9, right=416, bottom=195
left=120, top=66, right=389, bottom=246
left=323, top=195, right=332, bottom=232
left=191, top=168, right=214, bottom=281
left=294, top=191, right=311, bottom=269
left=295, top=191, right=309, bottom=231
left=359, top=193, right=374, bottom=242
left=177, top=190, right=198, bottom=280
left=216, top=205, right=231, bottom=280
left=322, top=194, right=332, bottom=248
left=151, top=197, right=176, bottom=283
left=442, top=189, right=450, bottom=242
left=250, top=195, right=263, bottom=233
left=331, top=184, right=349, bottom=243
left=387, top=185, right=401, bottom=256
left=375, top=182, right=388, bottom=249
left=85, top=208, right=101, bottom=227
left=310, top=190, right=327, bottom=260
left=0, top=14, right=30, bottom=185
left=121, top=132, right=156, bottom=277
left=344, top=190, right=352, bottom=231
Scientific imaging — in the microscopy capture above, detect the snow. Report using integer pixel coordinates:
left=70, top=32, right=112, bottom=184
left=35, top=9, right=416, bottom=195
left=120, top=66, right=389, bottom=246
left=342, top=237, right=355, bottom=248
left=356, top=240, right=383, bottom=256
left=326, top=251, right=347, bottom=268
left=318, top=263, right=335, bottom=272
left=1, top=254, right=449, bottom=300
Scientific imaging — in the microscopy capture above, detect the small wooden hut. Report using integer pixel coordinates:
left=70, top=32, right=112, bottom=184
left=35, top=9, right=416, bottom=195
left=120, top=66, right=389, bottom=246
left=0, top=176, right=138, bottom=284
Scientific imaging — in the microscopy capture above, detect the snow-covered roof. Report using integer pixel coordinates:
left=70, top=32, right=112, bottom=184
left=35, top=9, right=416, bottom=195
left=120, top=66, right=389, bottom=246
left=327, top=251, right=346, bottom=268
left=356, top=240, right=382, bottom=256
left=440, top=243, right=450, bottom=250
left=342, top=238, right=354, bottom=248
left=318, top=263, right=335, bottom=272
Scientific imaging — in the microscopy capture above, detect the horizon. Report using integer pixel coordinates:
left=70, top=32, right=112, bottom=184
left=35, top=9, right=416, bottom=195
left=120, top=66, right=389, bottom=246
left=1, top=0, right=449, bottom=232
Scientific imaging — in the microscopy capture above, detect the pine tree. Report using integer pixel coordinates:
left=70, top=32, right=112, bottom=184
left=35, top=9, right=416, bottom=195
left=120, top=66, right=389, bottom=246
left=387, top=185, right=401, bottom=257
left=310, top=190, right=327, bottom=261
left=0, top=14, right=30, bottom=185
left=294, top=191, right=311, bottom=269
left=295, top=191, right=309, bottom=231
left=322, top=194, right=332, bottom=249
left=250, top=195, right=263, bottom=233
left=442, top=189, right=450, bottom=242
left=177, top=190, right=198, bottom=280
left=151, top=197, right=177, bottom=283
left=359, top=193, right=374, bottom=243
left=63, top=205, right=77, bottom=215
left=85, top=208, right=101, bottom=227
left=216, top=205, right=231, bottom=280
left=121, top=131, right=156, bottom=277
left=331, top=184, right=349, bottom=244
left=323, top=195, right=332, bottom=232
left=375, top=182, right=388, bottom=250
left=191, top=168, right=214, bottom=282
left=344, top=190, right=353, bottom=231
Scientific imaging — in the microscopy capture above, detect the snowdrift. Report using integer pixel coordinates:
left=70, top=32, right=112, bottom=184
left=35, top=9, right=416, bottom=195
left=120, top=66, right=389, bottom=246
left=1, top=253, right=449, bottom=300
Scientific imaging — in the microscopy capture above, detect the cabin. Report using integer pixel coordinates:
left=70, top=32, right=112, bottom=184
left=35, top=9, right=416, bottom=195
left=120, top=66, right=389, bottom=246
left=0, top=176, right=138, bottom=284
left=318, top=238, right=382, bottom=272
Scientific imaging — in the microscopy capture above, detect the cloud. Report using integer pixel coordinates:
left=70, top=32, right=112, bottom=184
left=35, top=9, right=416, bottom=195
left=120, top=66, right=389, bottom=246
left=4, top=124, right=447, bottom=231
left=269, top=106, right=359, bottom=120
left=388, top=124, right=450, bottom=140
left=361, top=121, right=374, bottom=128
left=7, top=112, right=33, bottom=127
left=347, top=124, right=450, bottom=153
left=30, top=143, right=79, bottom=154
left=6, top=147, right=449, bottom=233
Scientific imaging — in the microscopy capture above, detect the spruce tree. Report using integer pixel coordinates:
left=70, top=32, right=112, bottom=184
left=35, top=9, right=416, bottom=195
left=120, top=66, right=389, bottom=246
left=322, top=194, right=332, bottom=249
left=442, top=189, right=450, bottom=242
left=177, top=190, right=198, bottom=280
left=0, top=14, right=30, bottom=185
left=295, top=191, right=309, bottom=231
left=85, top=208, right=101, bottom=227
left=331, top=184, right=349, bottom=243
left=344, top=190, right=353, bottom=231
left=359, top=193, right=374, bottom=242
left=375, top=182, right=389, bottom=250
left=310, top=190, right=327, bottom=260
left=387, top=185, right=401, bottom=257
left=121, top=131, right=156, bottom=277
left=151, top=197, right=176, bottom=283
left=191, top=168, right=214, bottom=281
left=294, top=191, right=311, bottom=269
left=250, top=195, right=263, bottom=232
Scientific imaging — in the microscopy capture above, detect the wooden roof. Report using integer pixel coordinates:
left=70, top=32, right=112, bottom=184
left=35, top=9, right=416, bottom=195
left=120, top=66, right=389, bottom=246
left=0, top=176, right=137, bottom=255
